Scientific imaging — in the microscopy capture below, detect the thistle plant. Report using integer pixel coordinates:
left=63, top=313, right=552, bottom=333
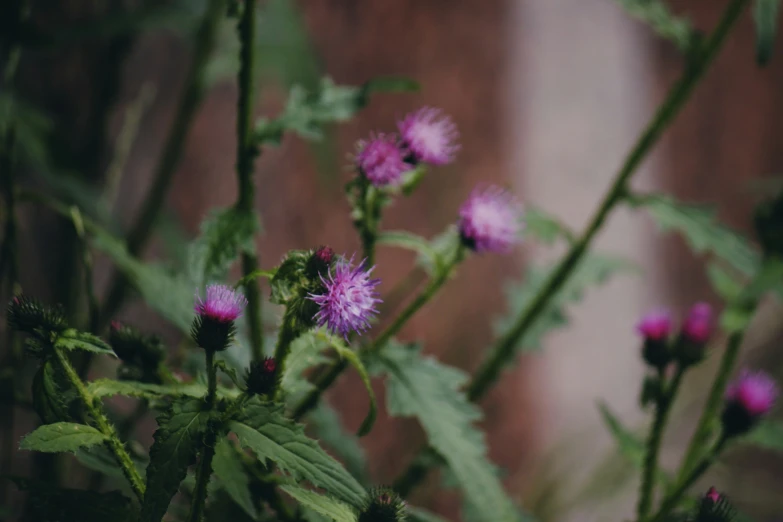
left=2, top=1, right=783, bottom=522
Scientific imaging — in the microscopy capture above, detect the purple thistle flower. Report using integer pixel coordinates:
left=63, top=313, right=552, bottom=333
left=397, top=107, right=460, bottom=165
left=355, top=133, right=411, bottom=187
left=308, top=256, right=382, bottom=338
left=682, top=302, right=713, bottom=344
left=458, top=185, right=523, bottom=254
left=194, top=284, right=247, bottom=323
left=636, top=308, right=672, bottom=341
left=725, top=369, right=778, bottom=417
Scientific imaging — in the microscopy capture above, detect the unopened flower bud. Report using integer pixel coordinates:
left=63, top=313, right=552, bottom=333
left=637, top=308, right=672, bottom=369
left=696, top=487, right=734, bottom=522
left=358, top=487, right=406, bottom=522
left=7, top=295, right=67, bottom=337
left=245, top=357, right=277, bottom=397
left=191, top=285, right=247, bottom=352
left=305, top=245, right=335, bottom=280
left=675, top=302, right=713, bottom=367
left=721, top=369, right=778, bottom=438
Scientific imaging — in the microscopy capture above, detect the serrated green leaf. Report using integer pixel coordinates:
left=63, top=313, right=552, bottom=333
left=631, top=194, right=759, bottom=277
left=523, top=207, right=573, bottom=245
left=279, top=484, right=357, bottom=522
left=372, top=343, right=520, bottom=522
left=8, top=477, right=137, bottom=522
left=141, top=398, right=211, bottom=522
left=55, top=329, right=116, bottom=357
left=707, top=262, right=743, bottom=302
left=377, top=230, right=442, bottom=274
left=187, top=207, right=260, bottom=289
left=308, top=401, right=370, bottom=486
left=281, top=333, right=331, bottom=402
left=213, top=437, right=258, bottom=519
left=269, top=250, right=311, bottom=305
left=87, top=378, right=211, bottom=399
left=32, top=360, right=81, bottom=424
left=496, top=254, right=635, bottom=356
left=91, top=229, right=194, bottom=331
left=612, top=0, right=695, bottom=51
left=597, top=401, right=645, bottom=468
left=74, top=444, right=148, bottom=479
left=754, top=0, right=781, bottom=65
left=229, top=398, right=366, bottom=508
left=20, top=422, right=106, bottom=454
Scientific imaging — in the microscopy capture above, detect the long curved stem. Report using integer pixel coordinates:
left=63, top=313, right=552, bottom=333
left=393, top=0, right=749, bottom=497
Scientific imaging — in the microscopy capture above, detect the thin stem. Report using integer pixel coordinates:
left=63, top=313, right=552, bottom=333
left=672, top=332, right=744, bottom=488
left=99, top=0, right=227, bottom=327
left=465, top=0, right=749, bottom=403
left=235, top=0, right=264, bottom=362
left=53, top=348, right=145, bottom=501
left=648, top=436, right=728, bottom=522
left=392, top=0, right=749, bottom=497
left=187, top=348, right=219, bottom=522
left=360, top=184, right=379, bottom=266
left=292, top=247, right=464, bottom=420
left=637, top=367, right=684, bottom=520
left=272, top=314, right=299, bottom=399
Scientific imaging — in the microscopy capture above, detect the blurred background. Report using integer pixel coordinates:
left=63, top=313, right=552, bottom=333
left=2, top=0, right=783, bottom=521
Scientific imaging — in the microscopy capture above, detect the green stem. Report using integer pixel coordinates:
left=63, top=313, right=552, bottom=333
left=360, top=184, right=379, bottom=266
left=52, top=348, right=145, bottom=501
left=235, top=0, right=264, bottom=362
left=392, top=0, right=749, bottom=498
left=272, top=315, right=300, bottom=399
left=292, top=246, right=464, bottom=420
left=205, top=349, right=218, bottom=406
left=465, top=0, right=748, bottom=404
left=672, top=331, right=744, bottom=489
left=637, top=367, right=684, bottom=520
left=99, top=0, right=227, bottom=327
left=648, top=436, right=728, bottom=522
left=187, top=348, right=219, bottom=522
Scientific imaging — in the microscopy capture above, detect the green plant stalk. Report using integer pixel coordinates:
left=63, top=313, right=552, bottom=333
left=235, top=0, right=264, bottom=362
left=292, top=246, right=464, bottom=420
left=99, top=0, right=226, bottom=327
left=637, top=367, right=685, bottom=520
left=360, top=183, right=380, bottom=266
left=188, top=348, right=219, bottom=522
left=465, top=0, right=749, bottom=404
left=393, top=0, right=750, bottom=497
left=671, top=331, right=744, bottom=490
left=648, top=435, right=728, bottom=522
left=272, top=314, right=300, bottom=399
left=52, top=347, right=146, bottom=501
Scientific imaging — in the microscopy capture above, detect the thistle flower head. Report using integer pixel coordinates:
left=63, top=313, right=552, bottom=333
left=358, top=487, right=406, bottom=522
left=725, top=369, right=778, bottom=417
left=245, top=357, right=278, bottom=396
left=355, top=133, right=410, bottom=187
left=194, top=284, right=247, bottom=323
left=458, top=185, right=523, bottom=253
left=682, top=302, right=713, bottom=344
left=308, top=256, right=381, bottom=339
left=397, top=106, right=459, bottom=165
left=696, top=487, right=734, bottom=522
left=636, top=308, right=672, bottom=341
left=7, top=294, right=67, bottom=336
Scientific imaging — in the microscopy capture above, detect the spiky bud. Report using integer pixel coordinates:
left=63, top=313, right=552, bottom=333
left=637, top=308, right=673, bottom=369
left=109, top=321, right=165, bottom=368
left=358, top=487, right=406, bottom=522
left=192, top=285, right=247, bottom=352
left=245, top=357, right=277, bottom=396
left=674, top=302, right=713, bottom=367
left=695, top=487, right=734, bottom=522
left=7, top=295, right=67, bottom=337
left=722, top=369, right=778, bottom=438
left=305, top=245, right=335, bottom=280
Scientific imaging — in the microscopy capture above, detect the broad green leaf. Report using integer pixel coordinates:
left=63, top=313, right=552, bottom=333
left=597, top=401, right=645, bottom=468
left=229, top=398, right=366, bottom=508
left=754, top=0, right=782, bottom=65
left=187, top=207, right=260, bottom=289
left=20, top=422, right=106, bottom=454
left=74, top=445, right=148, bottom=479
left=281, top=332, right=331, bottom=402
left=213, top=437, right=258, bottom=519
left=377, top=230, right=442, bottom=274
left=279, top=484, right=357, bottom=522
left=496, top=254, right=636, bottom=356
left=612, top=0, right=695, bottom=51
left=141, top=399, right=211, bottom=522
left=314, top=331, right=377, bottom=436
left=55, top=329, right=116, bottom=357
left=707, top=262, right=743, bottom=302
left=87, top=378, right=212, bottom=399
left=8, top=477, right=136, bottom=522
left=630, top=193, right=759, bottom=277
left=308, top=402, right=370, bottom=485
left=523, top=207, right=573, bottom=245
left=372, top=343, right=520, bottom=522
left=269, top=249, right=311, bottom=305
left=740, top=419, right=783, bottom=451
left=91, top=229, right=194, bottom=331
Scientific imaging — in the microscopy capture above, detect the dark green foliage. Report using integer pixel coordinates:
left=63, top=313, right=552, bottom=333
left=109, top=322, right=166, bottom=382
left=141, top=398, right=213, bottom=522
left=370, top=343, right=521, bottom=522
left=279, top=484, right=358, bottom=522
left=8, top=477, right=136, bottom=522
left=245, top=356, right=278, bottom=396
left=229, top=397, right=367, bottom=508
left=269, top=249, right=312, bottom=305
left=32, top=360, right=81, bottom=424
left=55, top=329, right=116, bottom=357
left=19, top=422, right=106, bottom=454
left=696, top=490, right=735, bottom=522
left=191, top=314, right=237, bottom=352
left=753, top=0, right=781, bottom=65
left=7, top=294, right=67, bottom=337
left=358, top=487, right=407, bottom=522
left=308, top=401, right=370, bottom=485
left=212, top=437, right=258, bottom=519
